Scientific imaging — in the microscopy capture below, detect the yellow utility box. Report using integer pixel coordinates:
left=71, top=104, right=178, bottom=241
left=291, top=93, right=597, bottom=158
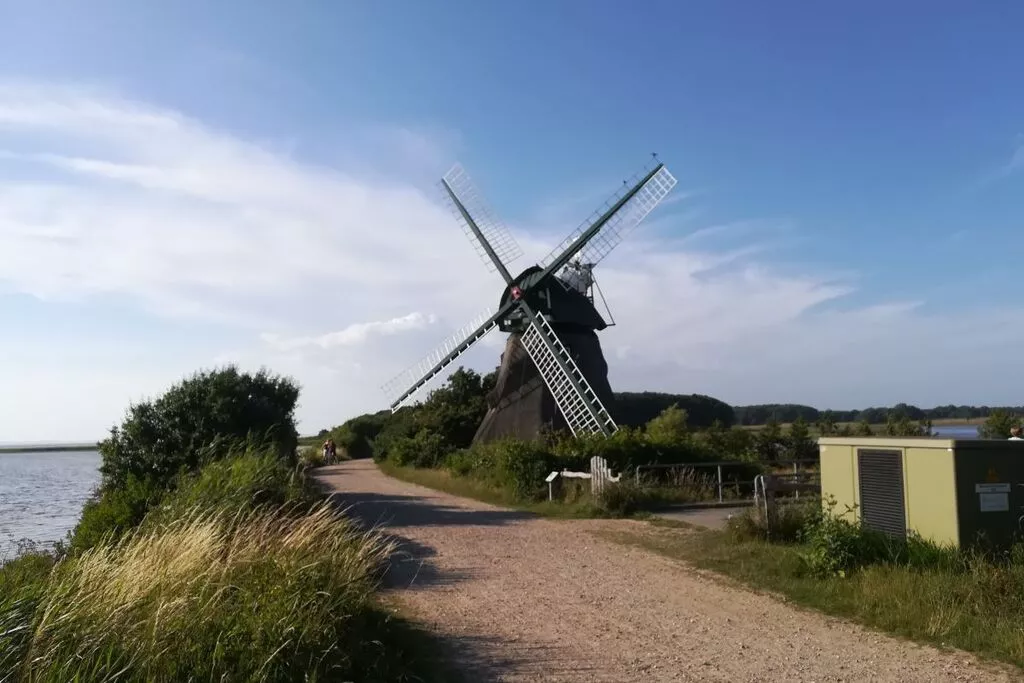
left=818, top=437, right=1024, bottom=550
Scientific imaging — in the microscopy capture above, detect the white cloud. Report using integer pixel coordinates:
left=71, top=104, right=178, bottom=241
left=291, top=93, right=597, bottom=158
left=3, top=81, right=1024, bottom=441
left=260, top=312, right=439, bottom=352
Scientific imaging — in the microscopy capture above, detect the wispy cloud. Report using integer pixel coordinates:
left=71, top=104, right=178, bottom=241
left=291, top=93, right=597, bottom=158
left=968, top=134, right=1024, bottom=190
left=3, top=81, right=1024, bottom=440
left=261, top=312, right=439, bottom=352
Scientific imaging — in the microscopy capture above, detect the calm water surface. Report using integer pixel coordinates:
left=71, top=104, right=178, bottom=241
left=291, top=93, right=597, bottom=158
left=931, top=425, right=981, bottom=438
left=0, top=450, right=101, bottom=559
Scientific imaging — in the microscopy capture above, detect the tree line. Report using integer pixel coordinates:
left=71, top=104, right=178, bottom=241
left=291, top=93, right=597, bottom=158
left=733, top=402, right=1013, bottom=426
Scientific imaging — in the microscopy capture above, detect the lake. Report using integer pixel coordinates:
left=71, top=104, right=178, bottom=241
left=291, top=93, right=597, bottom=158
left=931, top=424, right=981, bottom=438
left=0, top=449, right=101, bottom=560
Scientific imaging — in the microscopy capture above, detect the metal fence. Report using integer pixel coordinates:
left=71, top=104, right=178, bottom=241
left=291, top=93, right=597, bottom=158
left=633, top=459, right=820, bottom=504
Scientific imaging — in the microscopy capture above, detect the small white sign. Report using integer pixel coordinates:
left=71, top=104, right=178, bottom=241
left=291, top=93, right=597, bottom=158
left=545, top=472, right=559, bottom=483
left=980, top=492, right=1010, bottom=512
left=976, top=483, right=1011, bottom=494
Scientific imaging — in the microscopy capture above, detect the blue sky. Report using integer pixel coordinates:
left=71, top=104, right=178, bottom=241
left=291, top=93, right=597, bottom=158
left=2, top=1, right=1023, bottom=441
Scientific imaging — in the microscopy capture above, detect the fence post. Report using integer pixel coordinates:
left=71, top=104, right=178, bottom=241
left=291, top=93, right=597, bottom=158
left=716, top=464, right=723, bottom=503
left=793, top=461, right=799, bottom=499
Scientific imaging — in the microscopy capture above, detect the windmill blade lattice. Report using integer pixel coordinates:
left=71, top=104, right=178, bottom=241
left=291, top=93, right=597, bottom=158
left=538, top=164, right=677, bottom=272
left=441, top=164, right=524, bottom=278
left=518, top=308, right=618, bottom=437
left=382, top=307, right=500, bottom=410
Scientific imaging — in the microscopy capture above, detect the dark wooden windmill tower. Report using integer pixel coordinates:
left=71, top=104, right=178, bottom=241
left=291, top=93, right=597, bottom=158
left=382, top=159, right=677, bottom=444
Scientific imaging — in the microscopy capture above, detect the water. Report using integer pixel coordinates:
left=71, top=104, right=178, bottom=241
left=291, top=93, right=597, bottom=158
left=930, top=424, right=981, bottom=438
left=0, top=450, right=101, bottom=559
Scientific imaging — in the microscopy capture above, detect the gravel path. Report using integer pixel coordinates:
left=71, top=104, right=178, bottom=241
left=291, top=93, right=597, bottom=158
left=316, top=460, right=1022, bottom=683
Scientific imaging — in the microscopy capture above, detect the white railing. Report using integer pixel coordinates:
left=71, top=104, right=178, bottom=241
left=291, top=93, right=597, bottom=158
left=545, top=456, right=621, bottom=500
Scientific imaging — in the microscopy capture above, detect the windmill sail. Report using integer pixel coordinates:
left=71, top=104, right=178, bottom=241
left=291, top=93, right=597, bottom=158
left=538, top=164, right=677, bottom=272
left=518, top=306, right=618, bottom=437
left=382, top=307, right=502, bottom=411
left=441, top=164, right=524, bottom=282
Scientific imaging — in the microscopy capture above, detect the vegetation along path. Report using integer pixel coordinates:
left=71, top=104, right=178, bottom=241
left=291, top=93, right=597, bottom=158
left=316, top=460, right=1020, bottom=683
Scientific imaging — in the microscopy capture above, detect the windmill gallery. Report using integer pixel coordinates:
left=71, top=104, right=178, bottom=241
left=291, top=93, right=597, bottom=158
left=382, top=160, right=677, bottom=446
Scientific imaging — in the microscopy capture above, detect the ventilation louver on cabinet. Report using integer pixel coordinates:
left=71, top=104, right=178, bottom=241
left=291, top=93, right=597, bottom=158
left=856, top=449, right=907, bottom=539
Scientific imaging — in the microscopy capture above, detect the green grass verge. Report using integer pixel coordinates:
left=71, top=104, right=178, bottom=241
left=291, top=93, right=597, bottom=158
left=378, top=460, right=609, bottom=518
left=599, top=524, right=1024, bottom=669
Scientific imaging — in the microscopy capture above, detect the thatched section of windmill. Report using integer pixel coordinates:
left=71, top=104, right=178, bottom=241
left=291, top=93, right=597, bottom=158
left=472, top=329, right=616, bottom=444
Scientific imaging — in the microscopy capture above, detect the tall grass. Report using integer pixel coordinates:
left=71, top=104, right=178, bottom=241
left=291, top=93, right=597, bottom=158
left=11, top=502, right=395, bottom=682
left=2, top=451, right=457, bottom=682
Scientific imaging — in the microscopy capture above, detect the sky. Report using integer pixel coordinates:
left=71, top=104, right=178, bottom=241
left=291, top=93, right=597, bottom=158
left=2, top=1, right=1024, bottom=442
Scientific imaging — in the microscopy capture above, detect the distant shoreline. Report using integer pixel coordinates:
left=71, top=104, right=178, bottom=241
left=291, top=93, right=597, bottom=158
left=0, top=444, right=98, bottom=454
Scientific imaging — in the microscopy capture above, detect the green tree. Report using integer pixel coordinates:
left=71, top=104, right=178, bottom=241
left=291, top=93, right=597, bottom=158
left=703, top=419, right=728, bottom=453
left=756, top=418, right=784, bottom=462
left=815, top=410, right=837, bottom=437
left=98, top=366, right=300, bottom=491
left=646, top=404, right=690, bottom=445
left=786, top=416, right=817, bottom=460
left=884, top=412, right=928, bottom=437
left=855, top=419, right=874, bottom=437
left=417, top=367, right=492, bottom=449
left=979, top=409, right=1021, bottom=439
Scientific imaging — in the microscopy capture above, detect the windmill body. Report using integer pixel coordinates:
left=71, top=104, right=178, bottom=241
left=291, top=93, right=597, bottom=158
left=474, top=265, right=615, bottom=444
left=382, top=159, right=677, bottom=444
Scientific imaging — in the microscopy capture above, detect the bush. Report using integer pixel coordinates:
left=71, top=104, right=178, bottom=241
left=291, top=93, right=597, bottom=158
left=594, top=480, right=667, bottom=516
left=645, top=404, right=690, bottom=444
left=298, top=444, right=325, bottom=468
left=99, top=366, right=300, bottom=492
left=443, top=439, right=557, bottom=501
left=389, top=430, right=448, bottom=469
left=979, top=409, right=1022, bottom=439
left=149, top=449, right=312, bottom=524
left=800, top=498, right=960, bottom=577
left=70, top=474, right=165, bottom=552
left=727, top=500, right=820, bottom=544
left=15, top=503, right=399, bottom=682
left=496, top=439, right=557, bottom=500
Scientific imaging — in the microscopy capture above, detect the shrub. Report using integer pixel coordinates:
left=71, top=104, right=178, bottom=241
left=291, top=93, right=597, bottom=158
left=98, top=366, right=300, bottom=492
left=645, top=404, right=690, bottom=444
left=443, top=439, right=557, bottom=501
left=328, top=412, right=390, bottom=460
left=979, top=409, right=1022, bottom=439
left=70, top=474, right=165, bottom=552
left=799, top=497, right=960, bottom=577
left=299, top=444, right=325, bottom=468
left=16, top=503, right=399, bottom=682
left=595, top=480, right=666, bottom=516
left=496, top=439, right=557, bottom=500
left=149, top=449, right=312, bottom=525
left=388, top=430, right=448, bottom=469
left=727, top=500, right=820, bottom=544
left=550, top=428, right=650, bottom=472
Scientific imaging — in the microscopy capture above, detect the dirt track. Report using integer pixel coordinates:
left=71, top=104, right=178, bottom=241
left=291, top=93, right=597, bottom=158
left=316, top=460, right=1022, bottom=682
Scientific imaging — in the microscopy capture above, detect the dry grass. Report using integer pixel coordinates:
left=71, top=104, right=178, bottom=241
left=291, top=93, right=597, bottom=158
left=13, top=501, right=405, bottom=682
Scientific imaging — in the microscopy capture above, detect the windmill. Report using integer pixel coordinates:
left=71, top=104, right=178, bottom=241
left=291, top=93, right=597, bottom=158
left=381, top=158, right=677, bottom=444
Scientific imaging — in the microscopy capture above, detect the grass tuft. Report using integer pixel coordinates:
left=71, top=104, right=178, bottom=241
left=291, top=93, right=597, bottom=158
left=18, top=501, right=398, bottom=681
